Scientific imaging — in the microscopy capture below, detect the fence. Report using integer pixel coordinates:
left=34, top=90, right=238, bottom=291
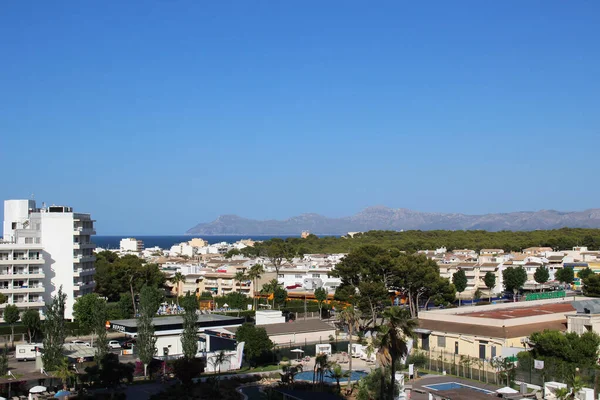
left=525, top=291, right=566, bottom=301
left=413, top=349, right=600, bottom=393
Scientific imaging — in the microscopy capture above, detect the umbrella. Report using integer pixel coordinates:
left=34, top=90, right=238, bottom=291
left=29, top=386, right=47, bottom=393
left=290, top=348, right=304, bottom=360
left=223, top=303, right=229, bottom=308
left=54, top=390, right=71, bottom=398
left=496, top=387, right=519, bottom=394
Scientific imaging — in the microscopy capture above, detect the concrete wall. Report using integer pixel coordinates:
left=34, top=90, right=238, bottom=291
left=41, top=212, right=76, bottom=319
left=270, top=329, right=336, bottom=345
left=417, top=331, right=513, bottom=360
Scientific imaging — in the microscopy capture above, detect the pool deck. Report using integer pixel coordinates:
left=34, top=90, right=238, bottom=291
left=407, top=375, right=502, bottom=400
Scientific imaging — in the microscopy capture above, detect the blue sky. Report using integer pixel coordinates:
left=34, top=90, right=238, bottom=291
left=1, top=1, right=599, bottom=234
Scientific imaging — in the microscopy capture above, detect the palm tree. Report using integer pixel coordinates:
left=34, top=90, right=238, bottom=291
left=261, top=279, right=279, bottom=308
left=210, top=350, right=231, bottom=377
left=170, top=272, right=185, bottom=304
left=313, top=353, right=329, bottom=391
left=247, top=264, right=264, bottom=310
left=54, top=358, right=74, bottom=391
left=338, top=306, right=360, bottom=387
left=377, top=307, right=417, bottom=400
left=234, top=271, right=247, bottom=293
left=328, top=362, right=349, bottom=393
left=281, top=364, right=303, bottom=387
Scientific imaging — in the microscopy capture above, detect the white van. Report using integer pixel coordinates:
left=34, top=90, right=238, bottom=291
left=16, top=344, right=42, bottom=361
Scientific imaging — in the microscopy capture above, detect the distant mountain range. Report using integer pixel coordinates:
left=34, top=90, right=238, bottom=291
left=185, top=206, right=600, bottom=235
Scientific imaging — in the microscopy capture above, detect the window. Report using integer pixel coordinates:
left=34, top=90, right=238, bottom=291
left=312, top=274, right=321, bottom=278
left=295, top=275, right=303, bottom=279
left=422, top=335, right=429, bottom=351
left=24, top=238, right=33, bottom=244
left=454, top=342, right=459, bottom=355
left=437, top=336, right=446, bottom=347
left=11, top=222, right=16, bottom=229
left=278, top=274, right=284, bottom=278
left=491, top=346, right=496, bottom=358
left=35, top=238, right=41, bottom=244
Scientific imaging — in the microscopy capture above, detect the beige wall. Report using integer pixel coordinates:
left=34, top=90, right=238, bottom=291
left=568, top=314, right=600, bottom=335
left=417, top=331, right=526, bottom=360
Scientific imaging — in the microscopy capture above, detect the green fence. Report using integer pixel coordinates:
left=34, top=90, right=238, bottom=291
left=525, top=291, right=566, bottom=301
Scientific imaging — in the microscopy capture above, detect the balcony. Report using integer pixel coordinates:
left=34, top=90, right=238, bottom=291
left=73, top=268, right=96, bottom=277
left=74, top=281, right=96, bottom=291
left=73, top=242, right=96, bottom=250
left=0, top=298, right=45, bottom=308
left=0, top=256, right=44, bottom=265
left=11, top=271, right=45, bottom=279
left=73, top=255, right=96, bottom=263
left=0, top=286, right=45, bottom=294
left=73, top=227, right=96, bottom=236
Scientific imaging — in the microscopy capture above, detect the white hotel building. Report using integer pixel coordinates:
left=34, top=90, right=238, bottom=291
left=1, top=199, right=96, bottom=320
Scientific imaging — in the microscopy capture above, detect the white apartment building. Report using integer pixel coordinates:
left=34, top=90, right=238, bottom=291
left=120, top=237, right=143, bottom=254
left=277, top=266, right=341, bottom=293
left=2, top=199, right=96, bottom=320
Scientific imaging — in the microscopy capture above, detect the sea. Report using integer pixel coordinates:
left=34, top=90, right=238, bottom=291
left=94, top=235, right=298, bottom=250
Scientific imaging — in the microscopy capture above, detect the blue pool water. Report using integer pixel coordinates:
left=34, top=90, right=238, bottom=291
left=295, top=370, right=368, bottom=383
left=423, top=382, right=494, bottom=394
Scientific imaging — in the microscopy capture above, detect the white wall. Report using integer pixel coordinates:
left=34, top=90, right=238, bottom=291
left=256, top=310, right=286, bottom=325
left=3, top=200, right=35, bottom=241
left=41, top=212, right=76, bottom=319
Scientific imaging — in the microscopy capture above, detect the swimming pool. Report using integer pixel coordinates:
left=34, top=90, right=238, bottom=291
left=295, top=370, right=368, bottom=383
left=423, top=382, right=494, bottom=394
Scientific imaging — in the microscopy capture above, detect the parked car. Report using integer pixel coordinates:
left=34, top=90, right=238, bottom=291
left=70, top=340, right=91, bottom=347
left=121, top=339, right=135, bottom=349
left=108, top=340, right=121, bottom=349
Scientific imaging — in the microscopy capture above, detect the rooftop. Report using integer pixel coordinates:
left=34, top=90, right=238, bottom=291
left=459, top=303, right=575, bottom=320
left=418, top=318, right=567, bottom=339
left=226, top=319, right=335, bottom=336
left=110, top=313, right=240, bottom=328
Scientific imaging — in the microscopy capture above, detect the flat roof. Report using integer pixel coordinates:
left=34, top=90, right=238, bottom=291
left=110, top=313, right=240, bottom=328
left=460, top=303, right=575, bottom=320
left=226, top=319, right=335, bottom=336
left=418, top=319, right=567, bottom=339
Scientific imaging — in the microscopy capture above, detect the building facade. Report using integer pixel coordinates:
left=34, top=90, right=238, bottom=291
left=120, top=238, right=144, bottom=254
left=2, top=199, right=96, bottom=320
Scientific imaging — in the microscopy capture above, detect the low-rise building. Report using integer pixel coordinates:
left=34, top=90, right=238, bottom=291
left=109, top=314, right=244, bottom=357
left=416, top=299, right=578, bottom=361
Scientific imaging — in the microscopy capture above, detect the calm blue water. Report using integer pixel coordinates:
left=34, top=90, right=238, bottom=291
left=295, top=370, right=368, bottom=383
left=423, top=382, right=493, bottom=394
left=94, top=235, right=297, bottom=249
